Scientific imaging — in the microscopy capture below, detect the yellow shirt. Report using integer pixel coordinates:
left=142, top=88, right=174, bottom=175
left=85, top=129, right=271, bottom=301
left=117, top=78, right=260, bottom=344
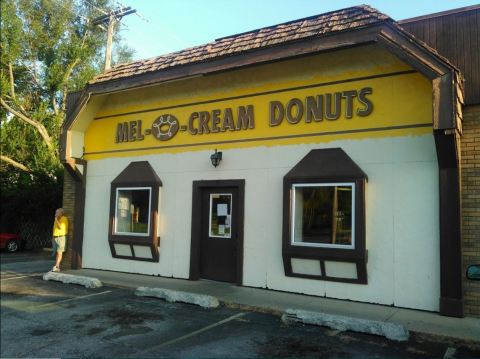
left=53, top=216, right=69, bottom=237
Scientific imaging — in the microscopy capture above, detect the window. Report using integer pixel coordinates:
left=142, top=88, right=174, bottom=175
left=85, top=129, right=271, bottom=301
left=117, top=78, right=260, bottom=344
left=114, top=187, right=152, bottom=235
left=282, top=148, right=368, bottom=284
left=109, top=161, right=162, bottom=262
left=209, top=194, right=232, bottom=238
left=292, top=183, right=354, bottom=249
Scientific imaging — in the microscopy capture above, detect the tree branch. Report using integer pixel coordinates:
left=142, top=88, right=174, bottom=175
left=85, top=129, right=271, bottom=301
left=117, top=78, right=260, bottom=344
left=52, top=95, right=59, bottom=116
left=8, top=62, right=16, bottom=100
left=26, top=64, right=41, bottom=88
left=60, top=28, right=90, bottom=112
left=0, top=155, right=31, bottom=172
left=60, top=58, right=80, bottom=113
left=0, top=97, right=53, bottom=150
left=8, top=62, right=30, bottom=115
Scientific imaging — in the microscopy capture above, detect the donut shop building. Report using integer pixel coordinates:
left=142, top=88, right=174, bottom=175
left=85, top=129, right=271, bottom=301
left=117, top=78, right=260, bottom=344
left=61, top=6, right=476, bottom=318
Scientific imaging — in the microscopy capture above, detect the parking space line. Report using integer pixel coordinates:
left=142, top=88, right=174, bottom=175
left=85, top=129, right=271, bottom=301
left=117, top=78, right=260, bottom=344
left=1, top=270, right=24, bottom=275
left=27, top=290, right=113, bottom=310
left=1, top=273, right=43, bottom=281
left=443, top=347, right=456, bottom=359
left=138, top=312, right=247, bottom=355
left=327, top=330, right=341, bottom=336
left=2, top=270, right=41, bottom=275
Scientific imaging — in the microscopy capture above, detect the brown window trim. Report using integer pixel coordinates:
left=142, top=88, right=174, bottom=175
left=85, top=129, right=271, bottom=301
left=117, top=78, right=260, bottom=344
left=108, top=161, right=162, bottom=262
left=282, top=148, right=368, bottom=284
left=107, top=243, right=160, bottom=262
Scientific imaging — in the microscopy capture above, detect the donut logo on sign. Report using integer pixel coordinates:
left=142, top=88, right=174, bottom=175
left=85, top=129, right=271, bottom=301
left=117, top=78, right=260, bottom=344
left=151, top=114, right=179, bottom=141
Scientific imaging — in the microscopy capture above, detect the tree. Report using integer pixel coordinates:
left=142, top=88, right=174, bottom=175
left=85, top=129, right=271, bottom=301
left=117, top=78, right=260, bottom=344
left=0, top=0, right=134, bottom=232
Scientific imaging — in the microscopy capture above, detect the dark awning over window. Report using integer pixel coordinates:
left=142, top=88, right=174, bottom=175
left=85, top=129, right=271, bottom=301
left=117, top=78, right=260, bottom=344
left=112, top=161, right=162, bottom=187
left=284, top=148, right=367, bottom=182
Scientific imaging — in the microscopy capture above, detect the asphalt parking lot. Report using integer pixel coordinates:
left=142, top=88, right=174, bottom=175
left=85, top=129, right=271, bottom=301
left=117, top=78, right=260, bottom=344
left=2, top=251, right=480, bottom=358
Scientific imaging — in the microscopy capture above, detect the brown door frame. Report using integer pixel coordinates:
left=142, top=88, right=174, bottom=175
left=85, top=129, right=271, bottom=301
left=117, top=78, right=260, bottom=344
left=189, top=179, right=245, bottom=286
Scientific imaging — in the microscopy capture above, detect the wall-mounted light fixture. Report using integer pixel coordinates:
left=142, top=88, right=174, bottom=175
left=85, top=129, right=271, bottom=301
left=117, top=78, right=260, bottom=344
left=210, top=149, right=222, bottom=168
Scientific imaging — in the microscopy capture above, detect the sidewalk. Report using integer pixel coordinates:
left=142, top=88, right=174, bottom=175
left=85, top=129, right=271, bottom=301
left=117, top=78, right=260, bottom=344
left=65, top=268, right=480, bottom=342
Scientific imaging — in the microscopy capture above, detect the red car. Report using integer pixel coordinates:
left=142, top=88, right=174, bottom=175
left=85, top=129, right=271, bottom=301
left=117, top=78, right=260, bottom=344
left=0, top=233, right=23, bottom=252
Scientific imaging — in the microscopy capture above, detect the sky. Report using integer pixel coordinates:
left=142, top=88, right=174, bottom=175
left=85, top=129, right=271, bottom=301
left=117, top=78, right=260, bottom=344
left=116, top=0, right=479, bottom=61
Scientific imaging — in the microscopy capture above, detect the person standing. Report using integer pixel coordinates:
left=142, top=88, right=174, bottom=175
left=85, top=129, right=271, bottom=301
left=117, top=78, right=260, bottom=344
left=52, top=208, right=68, bottom=272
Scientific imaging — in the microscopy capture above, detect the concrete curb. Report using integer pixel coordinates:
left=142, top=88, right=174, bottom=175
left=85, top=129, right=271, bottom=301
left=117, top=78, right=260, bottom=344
left=282, top=308, right=409, bottom=342
left=135, top=286, right=220, bottom=309
left=43, top=272, right=103, bottom=288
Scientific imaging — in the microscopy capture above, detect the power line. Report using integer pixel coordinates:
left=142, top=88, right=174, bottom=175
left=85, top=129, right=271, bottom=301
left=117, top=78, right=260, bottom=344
left=111, top=0, right=149, bottom=22
left=84, top=0, right=108, bottom=15
left=91, top=6, right=136, bottom=26
left=135, top=10, right=149, bottom=23
left=49, top=0, right=90, bottom=23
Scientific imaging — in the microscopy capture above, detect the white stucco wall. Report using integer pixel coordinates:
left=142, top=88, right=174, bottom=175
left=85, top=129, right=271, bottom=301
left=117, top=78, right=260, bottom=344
left=82, top=134, right=440, bottom=311
left=70, top=131, right=84, bottom=159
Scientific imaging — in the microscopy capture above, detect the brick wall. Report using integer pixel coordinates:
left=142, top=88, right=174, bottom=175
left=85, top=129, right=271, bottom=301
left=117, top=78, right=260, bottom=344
left=461, top=104, right=480, bottom=318
left=61, top=170, right=76, bottom=270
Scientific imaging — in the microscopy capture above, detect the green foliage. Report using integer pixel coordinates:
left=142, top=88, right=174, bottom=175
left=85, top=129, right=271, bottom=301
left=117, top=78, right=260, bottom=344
left=0, top=168, right=63, bottom=232
left=0, top=0, right=134, bottom=232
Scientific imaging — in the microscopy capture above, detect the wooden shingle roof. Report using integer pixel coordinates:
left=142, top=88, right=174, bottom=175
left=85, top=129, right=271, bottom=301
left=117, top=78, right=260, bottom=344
left=90, top=5, right=391, bottom=85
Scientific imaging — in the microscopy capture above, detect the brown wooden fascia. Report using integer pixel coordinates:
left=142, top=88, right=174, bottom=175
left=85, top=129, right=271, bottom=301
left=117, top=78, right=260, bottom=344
left=86, top=26, right=383, bottom=96
left=60, top=90, right=91, bottom=182
left=377, top=31, right=440, bottom=79
left=61, top=90, right=91, bottom=148
left=60, top=115, right=87, bottom=183
left=63, top=157, right=85, bottom=183
left=381, top=25, right=455, bottom=76
left=377, top=25, right=462, bottom=131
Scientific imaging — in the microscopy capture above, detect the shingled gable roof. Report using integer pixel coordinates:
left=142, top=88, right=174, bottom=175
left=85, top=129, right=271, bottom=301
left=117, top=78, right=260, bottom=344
left=89, top=5, right=391, bottom=85
left=63, top=3, right=463, bottom=152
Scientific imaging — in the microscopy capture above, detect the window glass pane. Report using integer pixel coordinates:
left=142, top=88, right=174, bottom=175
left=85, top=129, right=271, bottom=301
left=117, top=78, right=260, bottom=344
left=209, top=194, right=232, bottom=238
left=115, top=188, right=151, bottom=235
left=293, top=184, right=353, bottom=247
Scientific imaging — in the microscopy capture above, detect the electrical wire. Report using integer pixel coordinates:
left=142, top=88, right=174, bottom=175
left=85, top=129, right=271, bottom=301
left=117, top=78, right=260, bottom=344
left=48, top=0, right=90, bottom=23
left=84, top=0, right=108, bottom=15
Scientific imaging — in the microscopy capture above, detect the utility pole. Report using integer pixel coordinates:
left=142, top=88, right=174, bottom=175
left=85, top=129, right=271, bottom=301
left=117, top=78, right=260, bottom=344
left=92, top=6, right=136, bottom=71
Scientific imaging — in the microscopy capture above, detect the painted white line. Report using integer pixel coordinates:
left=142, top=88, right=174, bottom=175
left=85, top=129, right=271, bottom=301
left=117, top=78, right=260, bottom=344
left=1, top=273, right=43, bottom=281
left=27, top=290, right=113, bottom=310
left=1, top=270, right=25, bottom=275
left=326, top=329, right=341, bottom=337
left=443, top=347, right=456, bottom=359
left=138, top=312, right=246, bottom=354
left=2, top=270, right=46, bottom=274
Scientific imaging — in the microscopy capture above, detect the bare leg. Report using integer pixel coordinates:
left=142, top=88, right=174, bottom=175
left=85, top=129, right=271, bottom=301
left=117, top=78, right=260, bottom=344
left=55, top=251, right=63, bottom=268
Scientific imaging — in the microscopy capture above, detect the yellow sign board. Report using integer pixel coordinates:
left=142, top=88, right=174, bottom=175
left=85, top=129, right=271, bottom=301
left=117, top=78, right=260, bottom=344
left=84, top=70, right=432, bottom=159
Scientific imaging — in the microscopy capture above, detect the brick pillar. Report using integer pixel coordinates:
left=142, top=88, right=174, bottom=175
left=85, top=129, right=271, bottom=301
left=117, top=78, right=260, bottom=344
left=461, top=104, right=480, bottom=318
left=62, top=170, right=76, bottom=270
